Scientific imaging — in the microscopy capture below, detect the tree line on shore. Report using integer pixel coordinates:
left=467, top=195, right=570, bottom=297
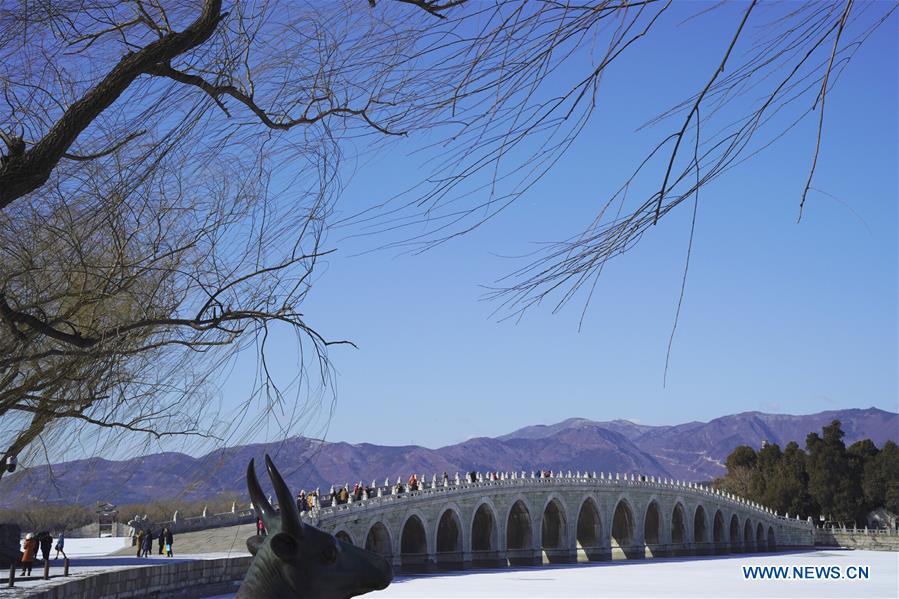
left=0, top=493, right=242, bottom=535
left=714, top=420, right=898, bottom=527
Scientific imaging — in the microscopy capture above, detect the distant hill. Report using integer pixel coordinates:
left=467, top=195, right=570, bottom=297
left=0, top=407, right=894, bottom=508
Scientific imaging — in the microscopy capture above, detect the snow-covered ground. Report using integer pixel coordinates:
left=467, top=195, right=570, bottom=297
left=366, top=550, right=898, bottom=599
left=54, top=536, right=131, bottom=557
left=17, top=535, right=129, bottom=558
left=0, top=537, right=240, bottom=597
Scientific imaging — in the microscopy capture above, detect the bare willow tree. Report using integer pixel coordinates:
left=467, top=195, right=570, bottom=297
left=0, top=0, right=423, bottom=471
left=0, top=0, right=893, bottom=474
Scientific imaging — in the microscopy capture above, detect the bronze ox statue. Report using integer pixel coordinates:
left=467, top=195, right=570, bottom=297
left=237, top=455, right=393, bottom=598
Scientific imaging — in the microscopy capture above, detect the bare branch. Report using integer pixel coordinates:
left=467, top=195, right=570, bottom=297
left=0, top=0, right=225, bottom=210
left=148, top=63, right=405, bottom=135
left=654, top=0, right=756, bottom=224
left=798, top=0, right=853, bottom=223
left=62, top=130, right=147, bottom=162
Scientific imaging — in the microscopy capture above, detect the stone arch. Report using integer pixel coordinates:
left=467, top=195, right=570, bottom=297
left=364, top=521, right=393, bottom=558
left=743, top=519, right=754, bottom=551
left=334, top=529, right=354, bottom=546
left=729, top=514, right=741, bottom=551
left=471, top=501, right=499, bottom=550
left=643, top=500, right=662, bottom=557
left=540, top=496, right=569, bottom=563
left=400, top=514, right=429, bottom=570
left=755, top=522, right=765, bottom=551
left=435, top=508, right=464, bottom=568
left=693, top=505, right=709, bottom=554
left=713, top=510, right=726, bottom=552
left=671, top=502, right=687, bottom=548
left=611, top=498, right=638, bottom=559
left=767, top=526, right=776, bottom=550
left=506, top=498, right=535, bottom=565
left=575, top=496, right=604, bottom=562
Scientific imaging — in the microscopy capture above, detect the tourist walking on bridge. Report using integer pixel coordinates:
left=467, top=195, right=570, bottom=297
left=135, top=529, right=144, bottom=557
left=158, top=527, right=166, bottom=555
left=164, top=527, right=174, bottom=557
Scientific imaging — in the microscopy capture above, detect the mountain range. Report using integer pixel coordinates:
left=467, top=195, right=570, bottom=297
left=0, top=407, right=894, bottom=509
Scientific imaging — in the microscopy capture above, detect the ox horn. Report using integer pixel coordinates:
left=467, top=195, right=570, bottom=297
left=247, top=458, right=277, bottom=528
left=265, top=454, right=304, bottom=539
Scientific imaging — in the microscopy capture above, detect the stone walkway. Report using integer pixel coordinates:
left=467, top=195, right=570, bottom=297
left=0, top=532, right=252, bottom=598
left=0, top=554, right=243, bottom=597
left=110, top=522, right=256, bottom=557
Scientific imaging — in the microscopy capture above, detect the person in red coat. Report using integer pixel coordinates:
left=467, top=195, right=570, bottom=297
left=20, top=533, right=38, bottom=576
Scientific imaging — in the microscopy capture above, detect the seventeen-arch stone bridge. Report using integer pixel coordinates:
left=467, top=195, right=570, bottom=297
left=302, top=471, right=814, bottom=571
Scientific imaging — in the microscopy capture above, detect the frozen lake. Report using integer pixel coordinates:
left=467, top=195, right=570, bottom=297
left=8, top=544, right=895, bottom=598
left=206, top=549, right=897, bottom=599
left=367, top=550, right=898, bottom=599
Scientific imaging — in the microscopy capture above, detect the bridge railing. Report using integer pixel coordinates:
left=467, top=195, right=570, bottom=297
left=817, top=525, right=897, bottom=535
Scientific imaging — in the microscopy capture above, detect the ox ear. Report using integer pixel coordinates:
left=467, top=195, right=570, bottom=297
left=246, top=535, right=264, bottom=556
left=269, top=532, right=300, bottom=560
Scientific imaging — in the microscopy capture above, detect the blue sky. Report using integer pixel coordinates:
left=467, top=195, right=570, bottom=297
left=215, top=2, right=897, bottom=450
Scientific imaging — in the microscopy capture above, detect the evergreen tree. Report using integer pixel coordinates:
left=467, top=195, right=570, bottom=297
left=752, top=442, right=783, bottom=509
left=719, top=423, right=893, bottom=524
left=770, top=441, right=816, bottom=518
left=806, top=420, right=865, bottom=525
left=727, top=446, right=758, bottom=471
left=848, top=439, right=880, bottom=514
left=863, top=440, right=899, bottom=513
left=719, top=445, right=757, bottom=498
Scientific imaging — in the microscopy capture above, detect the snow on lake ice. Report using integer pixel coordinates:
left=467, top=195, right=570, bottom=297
left=203, top=549, right=897, bottom=599
left=370, top=550, right=898, bottom=599
left=58, top=536, right=131, bottom=557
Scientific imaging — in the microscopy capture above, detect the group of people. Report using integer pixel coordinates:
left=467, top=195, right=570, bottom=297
left=293, top=469, right=538, bottom=514
left=289, top=470, right=593, bottom=515
left=294, top=488, right=320, bottom=512
left=394, top=473, right=423, bottom=495
left=296, top=482, right=378, bottom=510
left=134, top=526, right=174, bottom=558
left=353, top=481, right=378, bottom=501
left=312, top=472, right=457, bottom=505
left=19, top=531, right=65, bottom=577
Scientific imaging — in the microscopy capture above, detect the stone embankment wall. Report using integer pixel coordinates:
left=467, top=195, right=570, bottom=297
left=23, top=556, right=251, bottom=599
left=814, top=527, right=899, bottom=551
left=105, top=508, right=256, bottom=539
left=68, top=513, right=251, bottom=539
left=159, top=509, right=257, bottom=535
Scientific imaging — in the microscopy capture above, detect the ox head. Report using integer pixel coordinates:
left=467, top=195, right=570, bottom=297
left=237, top=455, right=393, bottom=599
